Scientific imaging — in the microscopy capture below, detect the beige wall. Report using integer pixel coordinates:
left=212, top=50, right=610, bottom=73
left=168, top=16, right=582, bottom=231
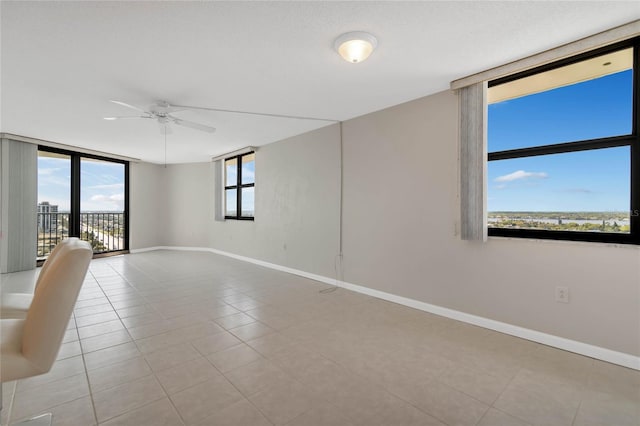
left=130, top=161, right=212, bottom=249
left=341, top=91, right=640, bottom=357
left=209, top=124, right=341, bottom=278
left=129, top=162, right=167, bottom=250
left=163, top=163, right=212, bottom=248
left=140, top=90, right=639, bottom=357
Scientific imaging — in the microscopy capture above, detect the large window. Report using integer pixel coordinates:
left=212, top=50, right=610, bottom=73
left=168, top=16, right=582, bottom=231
left=37, top=146, right=129, bottom=260
left=487, top=38, right=639, bottom=244
left=225, top=152, right=255, bottom=220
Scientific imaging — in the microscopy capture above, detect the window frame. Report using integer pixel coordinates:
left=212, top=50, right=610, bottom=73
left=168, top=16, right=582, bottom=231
left=37, top=145, right=130, bottom=263
left=487, top=37, right=640, bottom=245
left=224, top=151, right=255, bottom=221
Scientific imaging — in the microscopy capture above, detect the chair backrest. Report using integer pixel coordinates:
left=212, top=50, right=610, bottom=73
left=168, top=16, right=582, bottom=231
left=22, top=238, right=93, bottom=372
left=34, top=237, right=72, bottom=291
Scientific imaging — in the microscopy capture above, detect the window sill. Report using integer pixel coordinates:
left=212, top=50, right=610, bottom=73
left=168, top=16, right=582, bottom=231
left=487, top=234, right=640, bottom=250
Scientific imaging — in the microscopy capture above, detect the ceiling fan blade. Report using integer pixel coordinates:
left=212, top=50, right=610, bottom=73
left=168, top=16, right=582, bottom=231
left=170, top=103, right=336, bottom=122
left=104, top=115, right=152, bottom=120
left=110, top=100, right=149, bottom=114
left=171, top=117, right=216, bottom=133
left=162, top=103, right=188, bottom=114
left=166, top=103, right=204, bottom=111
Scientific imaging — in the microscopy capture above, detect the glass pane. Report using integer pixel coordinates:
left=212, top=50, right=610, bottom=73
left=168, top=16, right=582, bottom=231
left=80, top=158, right=125, bottom=253
left=488, top=48, right=633, bottom=152
left=225, top=158, right=237, bottom=186
left=241, top=187, right=255, bottom=217
left=226, top=189, right=237, bottom=216
left=242, top=153, right=255, bottom=184
left=37, top=151, right=71, bottom=259
left=488, top=147, right=630, bottom=233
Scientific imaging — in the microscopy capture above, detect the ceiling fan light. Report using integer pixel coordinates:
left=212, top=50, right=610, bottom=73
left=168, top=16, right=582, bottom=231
left=334, top=31, right=377, bottom=63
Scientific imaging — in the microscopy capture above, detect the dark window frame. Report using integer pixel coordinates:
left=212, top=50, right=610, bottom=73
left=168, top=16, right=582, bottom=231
left=37, top=145, right=130, bottom=263
left=224, top=151, right=255, bottom=221
left=488, top=37, right=640, bottom=245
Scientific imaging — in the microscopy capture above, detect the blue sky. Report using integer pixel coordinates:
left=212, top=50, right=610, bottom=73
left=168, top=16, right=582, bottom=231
left=38, top=156, right=125, bottom=212
left=488, top=69, right=632, bottom=212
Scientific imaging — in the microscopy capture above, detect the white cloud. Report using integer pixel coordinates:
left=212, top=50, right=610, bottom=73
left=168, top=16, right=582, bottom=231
left=88, top=183, right=124, bottom=190
left=91, top=193, right=124, bottom=202
left=495, top=170, right=548, bottom=183
left=38, top=167, right=60, bottom=176
left=89, top=193, right=124, bottom=211
left=563, top=188, right=594, bottom=194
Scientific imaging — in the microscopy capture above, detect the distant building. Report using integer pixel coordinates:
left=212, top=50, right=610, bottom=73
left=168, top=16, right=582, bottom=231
left=38, top=201, right=58, bottom=232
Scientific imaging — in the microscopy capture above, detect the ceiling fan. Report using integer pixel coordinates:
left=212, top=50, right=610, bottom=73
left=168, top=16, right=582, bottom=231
left=104, top=100, right=216, bottom=134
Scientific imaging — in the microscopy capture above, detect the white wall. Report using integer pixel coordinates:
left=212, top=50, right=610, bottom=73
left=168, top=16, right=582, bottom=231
left=139, top=90, right=639, bottom=358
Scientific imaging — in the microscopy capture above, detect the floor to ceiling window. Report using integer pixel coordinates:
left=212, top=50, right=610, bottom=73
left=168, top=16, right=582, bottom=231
left=37, top=147, right=129, bottom=260
left=37, top=150, right=71, bottom=259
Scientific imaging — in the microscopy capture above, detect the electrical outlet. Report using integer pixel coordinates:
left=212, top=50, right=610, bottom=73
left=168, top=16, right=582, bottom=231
left=555, top=286, right=569, bottom=303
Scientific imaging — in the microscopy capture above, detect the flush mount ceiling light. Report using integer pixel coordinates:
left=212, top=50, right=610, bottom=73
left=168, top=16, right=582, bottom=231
left=334, top=31, right=378, bottom=63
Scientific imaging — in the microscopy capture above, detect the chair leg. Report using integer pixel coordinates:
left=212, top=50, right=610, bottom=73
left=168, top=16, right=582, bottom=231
left=11, top=413, right=52, bottom=426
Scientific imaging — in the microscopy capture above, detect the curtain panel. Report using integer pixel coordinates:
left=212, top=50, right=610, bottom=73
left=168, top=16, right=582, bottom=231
left=459, top=82, right=487, bottom=241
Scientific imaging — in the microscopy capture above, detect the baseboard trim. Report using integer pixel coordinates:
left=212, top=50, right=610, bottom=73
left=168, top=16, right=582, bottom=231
left=129, top=246, right=165, bottom=254
left=129, top=245, right=640, bottom=370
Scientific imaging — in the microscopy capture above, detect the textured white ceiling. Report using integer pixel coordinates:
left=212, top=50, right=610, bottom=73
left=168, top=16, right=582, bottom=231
left=1, top=1, right=638, bottom=163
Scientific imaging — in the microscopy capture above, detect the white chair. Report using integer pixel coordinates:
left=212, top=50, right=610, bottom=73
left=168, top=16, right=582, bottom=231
left=0, top=238, right=92, bottom=425
left=1, top=238, right=72, bottom=319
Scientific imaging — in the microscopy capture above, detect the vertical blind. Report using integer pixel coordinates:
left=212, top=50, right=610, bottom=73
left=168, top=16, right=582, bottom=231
left=1, top=138, right=37, bottom=272
left=214, top=160, right=225, bottom=222
left=459, top=83, right=487, bottom=241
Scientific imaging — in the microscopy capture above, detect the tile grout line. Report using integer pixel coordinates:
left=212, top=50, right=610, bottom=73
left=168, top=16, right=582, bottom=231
left=81, top=266, right=153, bottom=423
left=82, top=270, right=103, bottom=426
left=152, top=360, right=188, bottom=426
left=480, top=359, right=529, bottom=425
left=84, top=268, right=160, bottom=424
left=213, top=353, right=280, bottom=426
left=569, top=382, right=589, bottom=426
left=162, top=343, right=226, bottom=426
left=92, top=376, right=167, bottom=425
left=5, top=381, right=17, bottom=426
left=194, top=303, right=281, bottom=423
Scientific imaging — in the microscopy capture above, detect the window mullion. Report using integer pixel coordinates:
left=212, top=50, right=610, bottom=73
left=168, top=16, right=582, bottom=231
left=489, top=135, right=634, bottom=161
left=70, top=154, right=81, bottom=238
left=236, top=154, right=242, bottom=219
left=631, top=41, right=640, bottom=242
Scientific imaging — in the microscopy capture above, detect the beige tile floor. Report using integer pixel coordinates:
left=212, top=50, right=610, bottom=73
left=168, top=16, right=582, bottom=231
left=1, top=250, right=639, bottom=426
